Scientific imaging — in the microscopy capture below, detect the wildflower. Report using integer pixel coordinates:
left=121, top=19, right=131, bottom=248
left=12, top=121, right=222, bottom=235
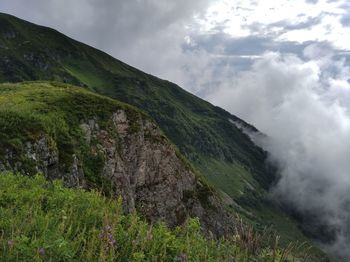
left=38, top=247, right=45, bottom=256
left=99, top=224, right=117, bottom=247
left=146, top=226, right=153, bottom=241
left=175, top=253, right=188, bottom=261
left=7, top=240, right=14, bottom=248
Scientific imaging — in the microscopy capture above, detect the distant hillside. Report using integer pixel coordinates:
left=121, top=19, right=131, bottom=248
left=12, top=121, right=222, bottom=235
left=0, top=12, right=326, bottom=252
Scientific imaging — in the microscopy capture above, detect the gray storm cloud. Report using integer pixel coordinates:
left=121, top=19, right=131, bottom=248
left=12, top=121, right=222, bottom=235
left=0, top=0, right=214, bottom=88
left=207, top=48, right=350, bottom=259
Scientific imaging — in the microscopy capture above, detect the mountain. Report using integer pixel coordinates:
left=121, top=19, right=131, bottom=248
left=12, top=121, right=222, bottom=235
left=0, top=12, right=271, bottom=201
left=0, top=12, right=327, bottom=256
left=0, top=81, right=236, bottom=236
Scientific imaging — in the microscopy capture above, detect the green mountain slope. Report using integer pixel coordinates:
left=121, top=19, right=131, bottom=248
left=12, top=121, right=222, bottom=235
left=0, top=12, right=323, bottom=251
left=0, top=12, right=270, bottom=198
left=0, top=81, right=241, bottom=237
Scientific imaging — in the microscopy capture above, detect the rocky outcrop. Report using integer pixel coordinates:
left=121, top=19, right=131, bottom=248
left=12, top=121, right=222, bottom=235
left=0, top=109, right=235, bottom=237
left=80, top=110, right=236, bottom=236
left=0, top=137, right=84, bottom=187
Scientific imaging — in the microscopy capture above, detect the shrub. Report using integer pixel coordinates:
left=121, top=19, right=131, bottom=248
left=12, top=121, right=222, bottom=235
left=0, top=172, right=314, bottom=261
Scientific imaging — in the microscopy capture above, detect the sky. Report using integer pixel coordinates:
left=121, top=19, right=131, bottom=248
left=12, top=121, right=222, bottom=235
left=1, top=0, right=350, bottom=259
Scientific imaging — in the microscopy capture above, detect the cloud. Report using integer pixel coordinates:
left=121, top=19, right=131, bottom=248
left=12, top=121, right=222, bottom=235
left=269, top=15, right=323, bottom=31
left=0, top=0, right=214, bottom=89
left=206, top=49, right=350, bottom=259
left=197, top=0, right=350, bottom=52
left=306, top=0, right=319, bottom=3
left=1, top=0, right=349, bottom=95
left=278, top=13, right=350, bottom=51
left=1, top=0, right=212, bottom=45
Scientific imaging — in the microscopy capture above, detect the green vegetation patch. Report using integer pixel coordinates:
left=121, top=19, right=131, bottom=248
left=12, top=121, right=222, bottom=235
left=0, top=81, right=146, bottom=182
left=0, top=172, right=316, bottom=261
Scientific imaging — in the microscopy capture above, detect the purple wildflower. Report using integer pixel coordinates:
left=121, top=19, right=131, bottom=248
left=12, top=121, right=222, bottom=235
left=99, top=224, right=117, bottom=247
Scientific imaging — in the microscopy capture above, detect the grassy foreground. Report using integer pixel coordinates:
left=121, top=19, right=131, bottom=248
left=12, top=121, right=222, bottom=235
left=0, top=172, right=314, bottom=261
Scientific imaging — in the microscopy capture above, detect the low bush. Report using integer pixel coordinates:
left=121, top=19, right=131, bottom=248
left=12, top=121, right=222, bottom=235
left=0, top=173, right=313, bottom=261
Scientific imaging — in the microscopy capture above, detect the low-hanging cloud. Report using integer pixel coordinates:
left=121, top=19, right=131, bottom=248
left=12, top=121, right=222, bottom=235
left=207, top=47, right=350, bottom=259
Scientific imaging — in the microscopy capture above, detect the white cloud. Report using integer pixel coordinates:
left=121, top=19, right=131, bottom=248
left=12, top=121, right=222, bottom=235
left=206, top=50, right=350, bottom=259
left=1, top=0, right=348, bottom=94
left=196, top=0, right=350, bottom=50
left=279, top=14, right=350, bottom=50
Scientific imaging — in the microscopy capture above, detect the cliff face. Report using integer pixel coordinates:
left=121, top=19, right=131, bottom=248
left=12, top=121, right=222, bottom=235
left=0, top=82, right=235, bottom=236
left=80, top=110, right=235, bottom=235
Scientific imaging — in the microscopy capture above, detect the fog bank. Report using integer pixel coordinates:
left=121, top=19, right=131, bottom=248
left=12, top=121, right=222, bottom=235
left=207, top=46, right=350, bottom=259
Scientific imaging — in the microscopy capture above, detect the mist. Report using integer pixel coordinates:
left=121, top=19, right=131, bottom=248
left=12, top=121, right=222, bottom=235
left=207, top=45, right=350, bottom=259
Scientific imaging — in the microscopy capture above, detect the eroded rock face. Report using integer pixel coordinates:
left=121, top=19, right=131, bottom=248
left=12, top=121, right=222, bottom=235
left=79, top=110, right=235, bottom=236
left=0, top=109, right=235, bottom=236
left=0, top=137, right=84, bottom=187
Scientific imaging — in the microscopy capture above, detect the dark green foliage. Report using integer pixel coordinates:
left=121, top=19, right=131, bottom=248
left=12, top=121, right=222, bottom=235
left=0, top=173, right=318, bottom=261
left=0, top=81, right=148, bottom=184
left=82, top=150, right=113, bottom=195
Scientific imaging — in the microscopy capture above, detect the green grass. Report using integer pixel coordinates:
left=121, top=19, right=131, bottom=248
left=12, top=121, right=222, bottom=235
left=0, top=81, right=150, bottom=187
left=0, top=172, right=320, bottom=261
left=0, top=80, right=216, bottom=200
left=198, top=157, right=262, bottom=199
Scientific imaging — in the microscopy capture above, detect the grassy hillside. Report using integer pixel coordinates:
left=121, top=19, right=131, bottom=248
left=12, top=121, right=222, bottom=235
left=0, top=12, right=324, bottom=250
left=0, top=12, right=271, bottom=188
left=0, top=81, right=155, bottom=190
left=0, top=172, right=320, bottom=261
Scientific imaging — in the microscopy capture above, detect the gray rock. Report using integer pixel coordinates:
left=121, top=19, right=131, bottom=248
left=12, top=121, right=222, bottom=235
left=80, top=109, right=235, bottom=236
left=1, top=109, right=235, bottom=237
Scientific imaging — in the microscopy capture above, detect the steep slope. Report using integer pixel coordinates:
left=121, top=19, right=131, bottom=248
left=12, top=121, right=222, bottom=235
left=0, top=12, right=320, bottom=248
left=0, top=12, right=270, bottom=197
left=0, top=81, right=236, bottom=236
